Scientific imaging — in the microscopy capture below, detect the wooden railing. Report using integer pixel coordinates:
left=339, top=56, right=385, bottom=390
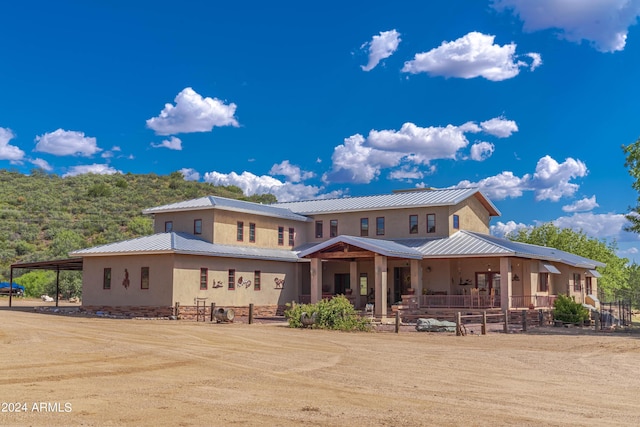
left=510, top=295, right=557, bottom=309
left=299, top=294, right=558, bottom=309
left=419, top=294, right=501, bottom=309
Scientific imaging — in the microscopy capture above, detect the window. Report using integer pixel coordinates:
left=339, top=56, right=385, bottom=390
left=249, top=223, right=256, bottom=242
left=330, top=220, right=338, bottom=237
left=573, top=273, right=582, bottom=292
left=288, top=227, right=295, bottom=246
left=453, top=214, right=459, bottom=230
left=228, top=269, right=235, bottom=290
left=141, top=267, right=149, bottom=290
left=585, top=277, right=593, bottom=295
left=539, top=273, right=549, bottom=292
left=103, top=268, right=111, bottom=290
left=409, top=215, right=418, bottom=234
left=376, top=217, right=385, bottom=235
left=194, top=219, right=202, bottom=235
left=254, top=270, right=261, bottom=291
left=427, top=214, right=436, bottom=233
left=237, top=221, right=244, bottom=241
left=278, top=226, right=284, bottom=245
left=315, top=220, right=323, bottom=238
left=360, top=218, right=369, bottom=236
left=200, top=268, right=208, bottom=290
left=359, top=273, right=368, bottom=296
left=165, top=221, right=173, bottom=232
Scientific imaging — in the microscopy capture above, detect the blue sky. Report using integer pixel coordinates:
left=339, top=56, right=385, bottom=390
left=2, top=1, right=640, bottom=260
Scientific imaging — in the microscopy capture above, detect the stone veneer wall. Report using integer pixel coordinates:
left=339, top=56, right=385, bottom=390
left=176, top=304, right=286, bottom=321
left=82, top=305, right=174, bottom=318
left=81, top=304, right=286, bottom=320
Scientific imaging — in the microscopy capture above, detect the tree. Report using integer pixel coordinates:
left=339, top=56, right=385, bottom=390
left=508, top=223, right=628, bottom=300
left=623, top=137, right=640, bottom=233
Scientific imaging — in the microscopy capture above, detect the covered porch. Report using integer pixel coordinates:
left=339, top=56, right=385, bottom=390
left=297, top=236, right=580, bottom=315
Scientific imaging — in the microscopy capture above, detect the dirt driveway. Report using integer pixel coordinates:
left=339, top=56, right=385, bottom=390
left=1, top=308, right=639, bottom=426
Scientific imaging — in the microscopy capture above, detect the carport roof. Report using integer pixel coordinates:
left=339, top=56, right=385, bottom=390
left=10, top=257, right=84, bottom=271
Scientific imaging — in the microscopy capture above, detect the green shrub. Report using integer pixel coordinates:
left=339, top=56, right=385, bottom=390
left=553, top=294, right=589, bottom=324
left=284, top=295, right=371, bottom=331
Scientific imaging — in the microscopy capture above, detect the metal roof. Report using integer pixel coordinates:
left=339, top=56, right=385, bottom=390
left=10, top=258, right=84, bottom=271
left=142, top=196, right=310, bottom=222
left=70, top=230, right=604, bottom=269
left=272, top=188, right=500, bottom=216
left=393, top=231, right=605, bottom=268
left=297, top=235, right=423, bottom=259
left=71, top=232, right=300, bottom=262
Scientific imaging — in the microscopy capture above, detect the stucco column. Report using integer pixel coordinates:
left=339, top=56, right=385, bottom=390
left=350, top=261, right=359, bottom=308
left=411, top=259, right=423, bottom=297
left=310, top=257, right=322, bottom=303
left=374, top=254, right=388, bottom=317
left=500, top=257, right=511, bottom=311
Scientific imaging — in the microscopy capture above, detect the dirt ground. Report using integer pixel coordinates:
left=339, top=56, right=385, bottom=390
left=1, top=299, right=640, bottom=426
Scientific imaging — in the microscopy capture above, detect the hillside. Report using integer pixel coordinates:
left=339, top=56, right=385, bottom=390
left=0, top=169, right=276, bottom=280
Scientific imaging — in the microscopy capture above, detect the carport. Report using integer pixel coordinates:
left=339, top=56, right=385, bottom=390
left=8, top=258, right=83, bottom=307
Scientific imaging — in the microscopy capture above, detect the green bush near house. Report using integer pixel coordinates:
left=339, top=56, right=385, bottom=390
left=285, top=295, right=371, bottom=331
left=553, top=294, right=589, bottom=324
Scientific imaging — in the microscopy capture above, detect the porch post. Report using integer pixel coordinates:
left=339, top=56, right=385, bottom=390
left=374, top=254, right=388, bottom=318
left=310, top=257, right=322, bottom=303
left=350, top=261, right=359, bottom=307
left=410, top=259, right=423, bottom=297
left=500, top=257, right=511, bottom=310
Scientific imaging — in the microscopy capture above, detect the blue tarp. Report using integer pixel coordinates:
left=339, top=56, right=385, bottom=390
left=0, top=282, right=25, bottom=291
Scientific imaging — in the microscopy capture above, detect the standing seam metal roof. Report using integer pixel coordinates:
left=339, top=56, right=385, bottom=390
left=70, top=232, right=300, bottom=262
left=271, top=188, right=500, bottom=215
left=142, top=195, right=310, bottom=222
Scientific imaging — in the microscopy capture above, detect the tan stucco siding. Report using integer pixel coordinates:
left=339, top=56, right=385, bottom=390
left=450, top=198, right=490, bottom=234
left=172, top=255, right=300, bottom=306
left=152, top=211, right=214, bottom=242
left=305, top=206, right=453, bottom=241
left=211, top=210, right=307, bottom=248
left=82, top=255, right=175, bottom=307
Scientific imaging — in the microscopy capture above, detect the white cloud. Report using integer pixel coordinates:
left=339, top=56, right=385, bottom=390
left=388, top=166, right=429, bottom=181
left=323, top=134, right=397, bottom=184
left=526, top=52, right=543, bottom=70
left=401, top=32, right=541, bottom=81
left=553, top=212, right=633, bottom=241
left=492, top=0, right=640, bottom=52
left=493, top=213, right=635, bottom=245
left=325, top=118, right=519, bottom=184
left=367, top=122, right=470, bottom=163
left=470, top=141, right=495, bottom=161
left=156, top=168, right=201, bottom=181
left=34, top=129, right=101, bottom=157
left=456, top=171, right=530, bottom=200
left=562, top=195, right=599, bottom=213
left=101, top=146, right=123, bottom=159
left=203, top=170, right=341, bottom=202
left=480, top=117, right=519, bottom=137
left=146, top=87, right=239, bottom=135
left=151, top=136, right=183, bottom=150
left=361, top=29, right=401, bottom=71
left=490, top=220, right=531, bottom=237
left=269, top=160, right=315, bottom=182
left=30, top=158, right=52, bottom=171
left=454, top=155, right=587, bottom=201
left=531, top=155, right=587, bottom=201
left=179, top=168, right=200, bottom=181
left=62, top=164, right=120, bottom=177
left=0, top=127, right=25, bottom=162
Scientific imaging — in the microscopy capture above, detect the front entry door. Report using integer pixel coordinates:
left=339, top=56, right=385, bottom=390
left=476, top=272, right=501, bottom=302
left=393, top=267, right=411, bottom=304
left=334, top=273, right=350, bottom=295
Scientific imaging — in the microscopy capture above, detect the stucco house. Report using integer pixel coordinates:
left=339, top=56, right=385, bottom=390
left=70, top=188, right=604, bottom=318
